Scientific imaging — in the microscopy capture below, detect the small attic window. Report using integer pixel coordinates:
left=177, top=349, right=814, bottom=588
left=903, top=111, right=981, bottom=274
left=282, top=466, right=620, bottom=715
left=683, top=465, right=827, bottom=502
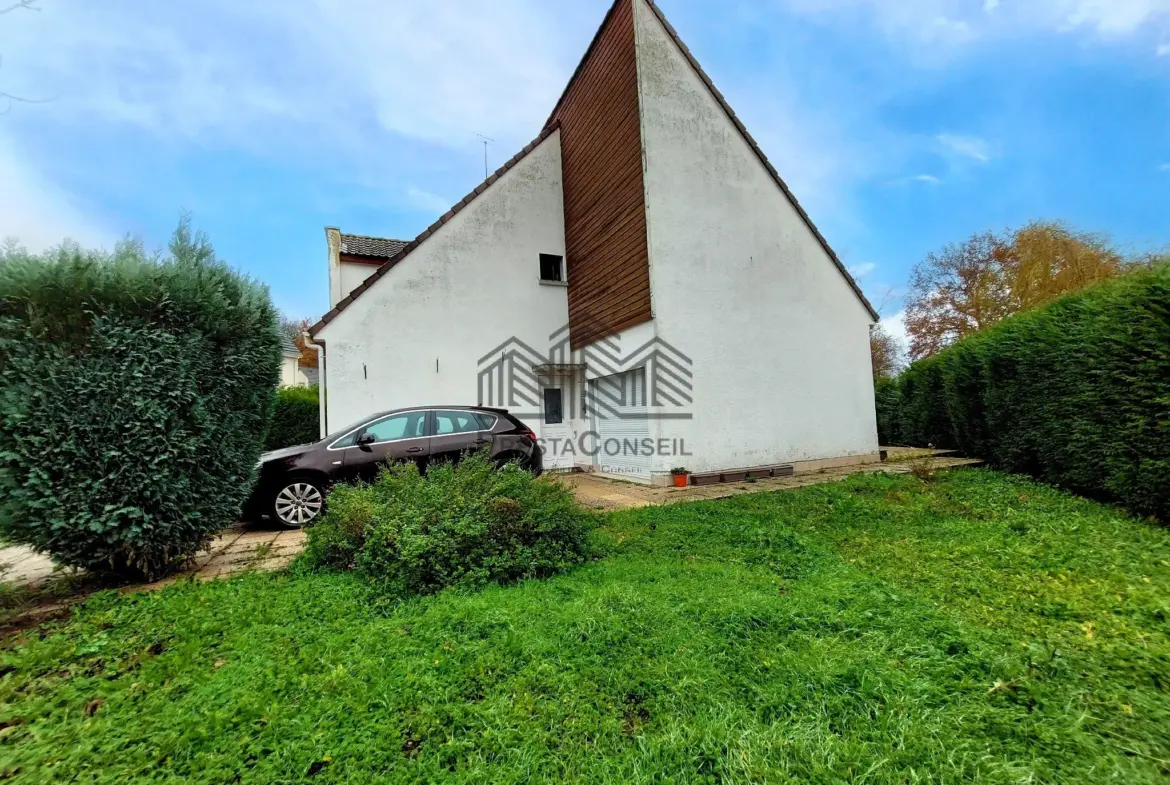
left=540, top=254, right=564, bottom=282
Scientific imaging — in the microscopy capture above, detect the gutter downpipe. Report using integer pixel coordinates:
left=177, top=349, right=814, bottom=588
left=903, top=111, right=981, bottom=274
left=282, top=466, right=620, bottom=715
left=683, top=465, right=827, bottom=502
left=308, top=335, right=327, bottom=439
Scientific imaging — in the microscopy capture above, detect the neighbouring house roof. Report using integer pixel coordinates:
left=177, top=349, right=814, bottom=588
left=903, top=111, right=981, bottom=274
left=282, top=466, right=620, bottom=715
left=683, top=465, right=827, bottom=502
left=309, top=123, right=562, bottom=338
left=340, top=234, right=410, bottom=260
left=280, top=334, right=300, bottom=358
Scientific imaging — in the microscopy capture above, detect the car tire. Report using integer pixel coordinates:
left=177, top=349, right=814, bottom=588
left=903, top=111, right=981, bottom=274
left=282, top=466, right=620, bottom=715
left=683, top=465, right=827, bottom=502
left=270, top=477, right=325, bottom=529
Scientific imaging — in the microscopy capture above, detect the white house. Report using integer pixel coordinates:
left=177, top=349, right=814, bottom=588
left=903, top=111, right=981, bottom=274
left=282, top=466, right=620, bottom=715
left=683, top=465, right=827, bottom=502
left=309, top=0, right=880, bottom=486
left=279, top=335, right=301, bottom=388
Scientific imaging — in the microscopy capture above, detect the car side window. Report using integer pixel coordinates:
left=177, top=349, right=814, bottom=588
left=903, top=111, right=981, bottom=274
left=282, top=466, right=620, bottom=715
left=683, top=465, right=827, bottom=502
left=434, top=410, right=485, bottom=435
left=474, top=413, right=497, bottom=430
left=361, top=412, right=426, bottom=443
left=331, top=432, right=358, bottom=449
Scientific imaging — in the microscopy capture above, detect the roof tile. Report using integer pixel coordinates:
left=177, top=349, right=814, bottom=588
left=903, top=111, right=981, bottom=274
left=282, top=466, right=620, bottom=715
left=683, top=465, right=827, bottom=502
left=339, top=234, right=411, bottom=259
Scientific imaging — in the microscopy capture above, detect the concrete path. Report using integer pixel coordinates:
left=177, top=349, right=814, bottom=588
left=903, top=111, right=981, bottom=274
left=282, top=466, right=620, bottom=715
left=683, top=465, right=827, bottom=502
left=1, top=450, right=981, bottom=591
left=565, top=454, right=984, bottom=512
left=0, top=527, right=306, bottom=591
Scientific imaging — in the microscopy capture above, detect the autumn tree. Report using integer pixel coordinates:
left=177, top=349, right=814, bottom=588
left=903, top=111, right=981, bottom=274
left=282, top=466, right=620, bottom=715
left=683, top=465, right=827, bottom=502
left=904, top=221, right=1136, bottom=360
left=279, top=315, right=318, bottom=369
left=904, top=232, right=1012, bottom=360
left=870, top=322, right=903, bottom=380
left=1006, top=221, right=1127, bottom=313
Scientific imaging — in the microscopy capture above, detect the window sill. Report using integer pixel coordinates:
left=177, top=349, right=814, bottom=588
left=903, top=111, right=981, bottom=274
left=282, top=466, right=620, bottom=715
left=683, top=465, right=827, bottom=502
left=539, top=279, right=568, bottom=287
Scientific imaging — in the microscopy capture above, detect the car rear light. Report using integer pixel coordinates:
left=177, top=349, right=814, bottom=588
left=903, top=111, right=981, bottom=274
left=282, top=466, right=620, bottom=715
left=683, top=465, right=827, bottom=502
left=522, top=428, right=537, bottom=442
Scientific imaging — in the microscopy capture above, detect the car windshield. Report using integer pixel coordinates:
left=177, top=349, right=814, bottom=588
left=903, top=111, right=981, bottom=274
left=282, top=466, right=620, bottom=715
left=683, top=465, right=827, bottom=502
left=324, top=414, right=388, bottom=442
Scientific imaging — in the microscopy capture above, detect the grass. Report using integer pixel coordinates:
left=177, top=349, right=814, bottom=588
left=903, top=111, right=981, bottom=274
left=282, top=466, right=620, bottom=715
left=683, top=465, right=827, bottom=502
left=1, top=469, right=1168, bottom=783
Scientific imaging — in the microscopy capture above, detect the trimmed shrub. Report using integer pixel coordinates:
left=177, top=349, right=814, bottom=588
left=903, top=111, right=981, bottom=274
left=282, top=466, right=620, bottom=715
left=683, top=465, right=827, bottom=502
left=265, top=385, right=320, bottom=451
left=883, top=263, right=1170, bottom=520
left=302, top=453, right=594, bottom=595
left=0, top=223, right=281, bottom=577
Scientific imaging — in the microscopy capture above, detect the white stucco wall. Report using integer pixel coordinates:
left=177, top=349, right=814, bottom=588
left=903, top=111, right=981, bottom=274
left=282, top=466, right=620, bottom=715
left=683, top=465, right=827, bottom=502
left=317, top=131, right=570, bottom=438
left=326, top=228, right=382, bottom=308
left=280, top=355, right=300, bottom=388
left=338, top=262, right=379, bottom=306
left=630, top=0, right=878, bottom=475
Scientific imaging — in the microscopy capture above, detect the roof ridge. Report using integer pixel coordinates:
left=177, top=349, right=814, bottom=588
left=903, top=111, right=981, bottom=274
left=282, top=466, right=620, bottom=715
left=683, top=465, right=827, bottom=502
left=640, top=0, right=879, bottom=321
left=341, top=232, right=411, bottom=243
left=309, top=123, right=562, bottom=338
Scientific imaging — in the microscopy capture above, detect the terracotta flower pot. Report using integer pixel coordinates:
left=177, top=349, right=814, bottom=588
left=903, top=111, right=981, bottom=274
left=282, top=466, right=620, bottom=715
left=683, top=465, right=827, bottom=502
left=672, top=473, right=689, bottom=488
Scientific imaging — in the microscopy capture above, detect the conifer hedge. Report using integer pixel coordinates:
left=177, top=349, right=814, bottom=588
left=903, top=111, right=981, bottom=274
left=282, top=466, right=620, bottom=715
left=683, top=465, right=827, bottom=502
left=0, top=222, right=281, bottom=577
left=881, top=263, right=1170, bottom=520
left=265, top=385, right=321, bottom=451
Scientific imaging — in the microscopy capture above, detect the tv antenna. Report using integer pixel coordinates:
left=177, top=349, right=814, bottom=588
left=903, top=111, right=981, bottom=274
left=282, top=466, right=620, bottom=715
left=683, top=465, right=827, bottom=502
left=475, top=134, right=494, bottom=179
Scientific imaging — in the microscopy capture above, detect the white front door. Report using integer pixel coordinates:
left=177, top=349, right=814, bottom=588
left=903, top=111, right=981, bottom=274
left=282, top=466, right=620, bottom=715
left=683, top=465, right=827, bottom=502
left=591, top=369, right=651, bottom=481
left=539, top=385, right=573, bottom=471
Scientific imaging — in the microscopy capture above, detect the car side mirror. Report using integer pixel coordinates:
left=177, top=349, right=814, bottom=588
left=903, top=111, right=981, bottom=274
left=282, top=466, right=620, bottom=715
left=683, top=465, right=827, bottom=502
left=357, top=432, right=376, bottom=447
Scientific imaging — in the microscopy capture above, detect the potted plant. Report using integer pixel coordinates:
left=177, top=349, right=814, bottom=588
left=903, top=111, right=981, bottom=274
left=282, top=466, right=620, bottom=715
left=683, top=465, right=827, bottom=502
left=670, top=467, right=690, bottom=488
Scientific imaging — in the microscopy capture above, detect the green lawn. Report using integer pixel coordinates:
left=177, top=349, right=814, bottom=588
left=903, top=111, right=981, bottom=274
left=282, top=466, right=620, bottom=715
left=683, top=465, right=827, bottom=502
left=2, top=470, right=1169, bottom=783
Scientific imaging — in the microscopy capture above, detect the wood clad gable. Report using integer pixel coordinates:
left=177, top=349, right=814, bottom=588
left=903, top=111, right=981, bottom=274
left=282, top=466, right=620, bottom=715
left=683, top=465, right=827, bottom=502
left=546, top=0, right=651, bottom=351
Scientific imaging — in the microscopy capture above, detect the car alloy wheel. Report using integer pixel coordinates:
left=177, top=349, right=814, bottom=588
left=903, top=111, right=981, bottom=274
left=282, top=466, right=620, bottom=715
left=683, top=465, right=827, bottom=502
left=274, top=481, right=323, bottom=528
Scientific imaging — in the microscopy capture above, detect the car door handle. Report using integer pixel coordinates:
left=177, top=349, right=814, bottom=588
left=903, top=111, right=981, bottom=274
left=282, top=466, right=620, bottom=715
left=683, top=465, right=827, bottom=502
left=406, top=447, right=424, bottom=454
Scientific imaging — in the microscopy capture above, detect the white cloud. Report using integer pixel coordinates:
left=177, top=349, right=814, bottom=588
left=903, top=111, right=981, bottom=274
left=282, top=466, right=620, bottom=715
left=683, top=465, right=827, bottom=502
left=848, top=261, right=878, bottom=278
left=937, top=133, right=992, bottom=162
left=0, top=137, right=113, bottom=251
left=780, top=0, right=1170, bottom=46
left=882, top=310, right=911, bottom=358
left=406, top=187, right=453, bottom=215
left=0, top=0, right=591, bottom=151
left=0, top=0, right=600, bottom=247
left=1055, top=0, right=1170, bottom=35
left=780, top=0, right=979, bottom=45
left=910, top=173, right=944, bottom=184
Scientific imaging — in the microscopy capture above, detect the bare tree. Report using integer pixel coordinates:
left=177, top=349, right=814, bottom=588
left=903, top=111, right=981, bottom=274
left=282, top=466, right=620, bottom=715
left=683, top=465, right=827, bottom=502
left=1, top=0, right=50, bottom=114
left=870, top=322, right=903, bottom=380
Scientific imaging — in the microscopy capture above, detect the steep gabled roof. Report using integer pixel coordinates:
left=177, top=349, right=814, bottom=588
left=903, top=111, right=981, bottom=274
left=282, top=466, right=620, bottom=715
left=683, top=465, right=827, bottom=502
left=309, top=123, right=561, bottom=338
left=312, top=0, right=877, bottom=339
left=340, top=234, right=410, bottom=259
left=640, top=0, right=878, bottom=321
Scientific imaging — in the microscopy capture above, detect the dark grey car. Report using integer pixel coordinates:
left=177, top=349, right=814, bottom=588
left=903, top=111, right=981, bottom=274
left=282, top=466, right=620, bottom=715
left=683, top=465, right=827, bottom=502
left=245, top=406, right=542, bottom=528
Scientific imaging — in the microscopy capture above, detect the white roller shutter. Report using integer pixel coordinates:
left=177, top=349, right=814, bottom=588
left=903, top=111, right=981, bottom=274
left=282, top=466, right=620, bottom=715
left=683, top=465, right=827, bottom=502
left=591, top=369, right=651, bottom=481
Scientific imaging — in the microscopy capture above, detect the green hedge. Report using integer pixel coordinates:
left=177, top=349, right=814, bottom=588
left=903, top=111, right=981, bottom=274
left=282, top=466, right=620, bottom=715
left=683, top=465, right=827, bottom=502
left=0, top=224, right=281, bottom=577
left=302, top=453, right=594, bottom=595
left=883, top=263, right=1170, bottom=520
left=265, top=385, right=320, bottom=451
left=874, top=377, right=901, bottom=446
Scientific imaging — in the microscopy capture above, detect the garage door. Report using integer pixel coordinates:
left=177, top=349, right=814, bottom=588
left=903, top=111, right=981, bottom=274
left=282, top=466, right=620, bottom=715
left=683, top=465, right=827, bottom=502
left=591, top=369, right=651, bottom=481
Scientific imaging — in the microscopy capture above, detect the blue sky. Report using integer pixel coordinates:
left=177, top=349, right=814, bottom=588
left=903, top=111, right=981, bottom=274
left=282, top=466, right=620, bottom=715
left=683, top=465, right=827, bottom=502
left=1, top=0, right=1168, bottom=347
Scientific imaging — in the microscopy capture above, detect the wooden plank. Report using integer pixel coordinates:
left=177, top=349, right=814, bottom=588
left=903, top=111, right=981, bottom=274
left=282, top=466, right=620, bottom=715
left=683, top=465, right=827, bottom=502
left=549, top=0, right=651, bottom=351
left=567, top=205, right=646, bottom=265
left=570, top=285, right=652, bottom=330
left=568, top=264, right=651, bottom=317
